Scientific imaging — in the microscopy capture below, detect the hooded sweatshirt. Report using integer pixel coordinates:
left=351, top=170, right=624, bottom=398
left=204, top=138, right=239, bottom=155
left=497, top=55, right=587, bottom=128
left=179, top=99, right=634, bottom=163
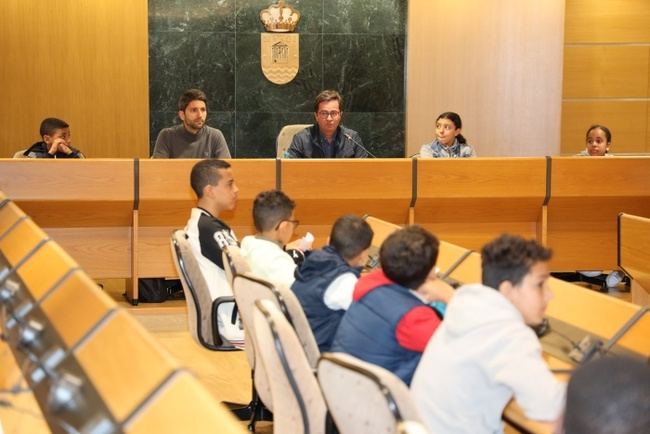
left=291, top=245, right=361, bottom=352
left=410, top=283, right=565, bottom=434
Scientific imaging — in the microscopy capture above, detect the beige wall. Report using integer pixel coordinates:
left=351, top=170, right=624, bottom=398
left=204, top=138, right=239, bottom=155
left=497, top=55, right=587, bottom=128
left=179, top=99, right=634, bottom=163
left=561, top=0, right=650, bottom=154
left=0, top=0, right=149, bottom=158
left=406, top=0, right=566, bottom=157
left=4, top=2, right=646, bottom=159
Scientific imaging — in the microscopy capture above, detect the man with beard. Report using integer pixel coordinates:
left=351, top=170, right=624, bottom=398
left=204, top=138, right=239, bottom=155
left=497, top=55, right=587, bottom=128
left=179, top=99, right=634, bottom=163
left=152, top=88, right=231, bottom=158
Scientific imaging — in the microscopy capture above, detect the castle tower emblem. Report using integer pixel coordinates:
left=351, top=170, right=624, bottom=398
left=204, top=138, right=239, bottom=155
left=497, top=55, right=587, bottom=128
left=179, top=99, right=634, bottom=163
left=260, top=1, right=300, bottom=85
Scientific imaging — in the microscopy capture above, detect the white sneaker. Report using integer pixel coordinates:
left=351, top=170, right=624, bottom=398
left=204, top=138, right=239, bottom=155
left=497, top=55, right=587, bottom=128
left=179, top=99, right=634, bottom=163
left=606, top=271, right=624, bottom=288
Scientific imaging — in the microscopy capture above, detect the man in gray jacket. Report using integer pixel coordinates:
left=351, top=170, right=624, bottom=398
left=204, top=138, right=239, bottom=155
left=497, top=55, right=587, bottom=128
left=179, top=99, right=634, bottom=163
left=285, top=90, right=368, bottom=158
left=152, top=89, right=231, bottom=158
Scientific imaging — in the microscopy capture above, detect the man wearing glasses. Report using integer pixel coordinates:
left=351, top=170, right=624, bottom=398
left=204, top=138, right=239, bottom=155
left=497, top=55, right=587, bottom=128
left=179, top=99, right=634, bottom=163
left=285, top=90, right=368, bottom=158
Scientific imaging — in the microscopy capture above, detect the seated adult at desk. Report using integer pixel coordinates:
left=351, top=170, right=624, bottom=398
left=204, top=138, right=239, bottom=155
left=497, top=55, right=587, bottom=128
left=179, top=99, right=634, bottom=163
left=284, top=90, right=368, bottom=158
left=20, top=117, right=84, bottom=158
left=418, top=111, right=476, bottom=158
left=411, top=234, right=565, bottom=434
left=152, top=88, right=231, bottom=158
left=576, top=124, right=612, bottom=157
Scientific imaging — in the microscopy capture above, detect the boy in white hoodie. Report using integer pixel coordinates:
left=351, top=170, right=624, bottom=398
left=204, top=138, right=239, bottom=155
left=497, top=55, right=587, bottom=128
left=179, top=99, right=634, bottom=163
left=411, top=234, right=565, bottom=434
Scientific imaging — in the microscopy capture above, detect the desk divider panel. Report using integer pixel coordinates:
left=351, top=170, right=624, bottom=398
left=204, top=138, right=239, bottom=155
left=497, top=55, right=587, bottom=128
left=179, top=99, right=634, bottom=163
left=414, top=158, right=548, bottom=251
left=0, top=200, right=26, bottom=237
left=0, top=218, right=49, bottom=266
left=618, top=213, right=650, bottom=306
left=445, top=251, right=483, bottom=286
left=16, top=241, right=78, bottom=301
left=547, top=156, right=650, bottom=270
left=74, top=310, right=179, bottom=423
left=546, top=277, right=643, bottom=352
left=281, top=159, right=413, bottom=246
left=40, top=270, right=115, bottom=349
left=123, top=371, right=244, bottom=434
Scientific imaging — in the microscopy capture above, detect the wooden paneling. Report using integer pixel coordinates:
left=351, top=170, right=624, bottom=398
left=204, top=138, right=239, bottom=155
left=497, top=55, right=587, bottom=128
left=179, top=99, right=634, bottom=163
left=406, top=0, right=565, bottom=157
left=0, top=0, right=149, bottom=158
left=561, top=0, right=650, bottom=154
left=565, top=0, right=650, bottom=43
left=561, top=101, right=648, bottom=154
left=563, top=46, right=650, bottom=98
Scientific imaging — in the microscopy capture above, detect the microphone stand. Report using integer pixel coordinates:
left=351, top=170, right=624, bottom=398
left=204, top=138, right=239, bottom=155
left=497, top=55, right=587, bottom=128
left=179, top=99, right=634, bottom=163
left=343, top=133, right=377, bottom=158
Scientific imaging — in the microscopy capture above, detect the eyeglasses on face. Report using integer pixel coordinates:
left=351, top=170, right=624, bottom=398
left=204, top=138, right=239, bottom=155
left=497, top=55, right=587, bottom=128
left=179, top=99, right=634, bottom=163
left=275, top=219, right=300, bottom=230
left=317, top=110, right=340, bottom=119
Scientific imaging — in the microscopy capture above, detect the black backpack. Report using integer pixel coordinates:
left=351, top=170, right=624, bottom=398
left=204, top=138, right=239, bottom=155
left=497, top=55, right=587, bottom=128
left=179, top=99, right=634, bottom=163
left=137, top=278, right=184, bottom=303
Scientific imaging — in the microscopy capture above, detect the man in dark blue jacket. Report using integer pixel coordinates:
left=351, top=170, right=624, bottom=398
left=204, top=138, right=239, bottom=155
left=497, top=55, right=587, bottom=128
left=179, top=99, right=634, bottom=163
left=285, top=90, right=368, bottom=158
left=291, top=215, right=373, bottom=351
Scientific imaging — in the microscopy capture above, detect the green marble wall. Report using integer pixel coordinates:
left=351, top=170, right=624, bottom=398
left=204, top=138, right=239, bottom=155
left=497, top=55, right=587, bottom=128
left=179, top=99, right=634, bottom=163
left=149, top=0, right=406, bottom=157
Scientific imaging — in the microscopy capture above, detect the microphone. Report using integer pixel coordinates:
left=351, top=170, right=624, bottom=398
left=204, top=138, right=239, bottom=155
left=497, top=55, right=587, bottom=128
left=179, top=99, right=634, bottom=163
left=344, top=133, right=376, bottom=158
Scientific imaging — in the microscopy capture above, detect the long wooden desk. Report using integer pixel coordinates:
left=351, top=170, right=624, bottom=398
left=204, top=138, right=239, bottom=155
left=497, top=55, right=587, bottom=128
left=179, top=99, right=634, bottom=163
left=0, top=198, right=246, bottom=433
left=2, top=157, right=650, bottom=302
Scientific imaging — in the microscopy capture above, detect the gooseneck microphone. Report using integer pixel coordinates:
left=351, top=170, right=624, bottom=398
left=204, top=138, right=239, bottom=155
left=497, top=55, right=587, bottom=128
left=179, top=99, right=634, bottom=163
left=343, top=133, right=376, bottom=158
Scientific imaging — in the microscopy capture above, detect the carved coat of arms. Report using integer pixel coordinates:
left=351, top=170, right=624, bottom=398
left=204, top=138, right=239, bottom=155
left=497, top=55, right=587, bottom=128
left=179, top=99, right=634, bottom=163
left=260, top=1, right=300, bottom=85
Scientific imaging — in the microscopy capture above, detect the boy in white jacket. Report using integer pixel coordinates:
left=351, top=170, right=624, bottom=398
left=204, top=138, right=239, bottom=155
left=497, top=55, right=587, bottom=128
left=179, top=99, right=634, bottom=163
left=411, top=234, right=565, bottom=434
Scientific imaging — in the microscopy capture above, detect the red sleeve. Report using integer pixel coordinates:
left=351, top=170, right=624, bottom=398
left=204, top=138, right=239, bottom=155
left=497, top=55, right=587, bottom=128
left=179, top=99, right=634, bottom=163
left=353, top=269, right=393, bottom=301
left=395, top=306, right=442, bottom=352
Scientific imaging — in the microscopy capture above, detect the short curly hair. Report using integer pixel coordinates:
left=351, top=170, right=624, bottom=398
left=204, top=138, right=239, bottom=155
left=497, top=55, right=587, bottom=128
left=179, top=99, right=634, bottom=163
left=380, top=226, right=439, bottom=289
left=481, top=234, right=552, bottom=290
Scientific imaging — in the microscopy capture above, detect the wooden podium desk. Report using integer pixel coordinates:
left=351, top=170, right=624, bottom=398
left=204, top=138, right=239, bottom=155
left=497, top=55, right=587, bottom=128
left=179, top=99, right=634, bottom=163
left=414, top=158, right=548, bottom=252
left=280, top=159, right=413, bottom=246
left=547, top=157, right=650, bottom=271
left=0, top=159, right=133, bottom=279
left=3, top=157, right=650, bottom=300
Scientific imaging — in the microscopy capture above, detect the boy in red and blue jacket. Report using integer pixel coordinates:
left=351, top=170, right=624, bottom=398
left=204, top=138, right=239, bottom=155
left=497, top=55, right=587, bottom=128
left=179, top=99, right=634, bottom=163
left=330, top=226, right=454, bottom=385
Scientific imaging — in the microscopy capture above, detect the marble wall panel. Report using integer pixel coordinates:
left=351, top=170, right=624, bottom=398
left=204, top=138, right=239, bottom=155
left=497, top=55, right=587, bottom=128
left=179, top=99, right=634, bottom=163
left=149, top=0, right=405, bottom=157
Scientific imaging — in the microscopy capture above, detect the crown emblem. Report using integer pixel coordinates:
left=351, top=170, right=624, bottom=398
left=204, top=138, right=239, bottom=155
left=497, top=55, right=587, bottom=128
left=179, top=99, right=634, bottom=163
left=260, top=1, right=300, bottom=33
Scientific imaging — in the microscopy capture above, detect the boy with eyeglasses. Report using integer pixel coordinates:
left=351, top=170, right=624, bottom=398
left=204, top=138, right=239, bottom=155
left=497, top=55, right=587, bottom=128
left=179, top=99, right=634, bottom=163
left=285, top=89, right=368, bottom=158
left=240, top=190, right=303, bottom=288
